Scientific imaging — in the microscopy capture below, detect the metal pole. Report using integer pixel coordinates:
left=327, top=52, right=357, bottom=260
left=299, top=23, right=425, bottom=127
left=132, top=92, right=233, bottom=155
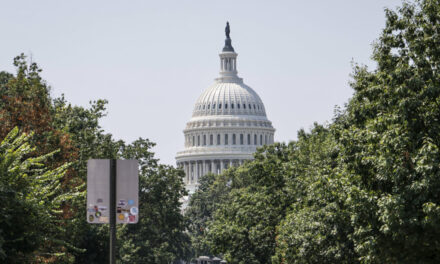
left=109, top=159, right=116, bottom=264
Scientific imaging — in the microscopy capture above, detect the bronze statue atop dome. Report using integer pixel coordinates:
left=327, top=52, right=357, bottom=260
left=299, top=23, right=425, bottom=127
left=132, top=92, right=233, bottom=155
left=223, top=22, right=234, bottom=52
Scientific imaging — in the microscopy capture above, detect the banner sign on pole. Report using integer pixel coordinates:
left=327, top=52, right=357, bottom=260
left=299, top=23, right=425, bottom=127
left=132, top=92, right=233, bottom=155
left=87, top=159, right=139, bottom=224
left=116, top=159, right=139, bottom=224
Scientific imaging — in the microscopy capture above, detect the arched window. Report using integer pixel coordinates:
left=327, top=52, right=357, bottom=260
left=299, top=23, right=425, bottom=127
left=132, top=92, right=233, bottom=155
left=210, top=134, right=213, bottom=145
left=231, top=103, right=234, bottom=109
left=225, top=134, right=229, bottom=145
left=260, top=135, right=263, bottom=145
left=232, top=134, right=236, bottom=145
left=193, top=136, right=195, bottom=146
left=265, top=135, right=268, bottom=145
left=208, top=104, right=210, bottom=109
left=219, top=103, right=222, bottom=109
left=197, top=135, right=200, bottom=146
left=213, top=103, right=216, bottom=109
left=217, top=134, right=220, bottom=145
left=254, top=134, right=257, bottom=145
left=240, top=134, right=244, bottom=145
left=203, top=105, right=205, bottom=110
left=238, top=104, right=240, bottom=109
left=203, top=135, right=206, bottom=145
left=249, top=104, right=251, bottom=109
left=247, top=134, right=251, bottom=145
left=225, top=103, right=228, bottom=109
left=243, top=104, right=246, bottom=109
left=253, top=104, right=256, bottom=109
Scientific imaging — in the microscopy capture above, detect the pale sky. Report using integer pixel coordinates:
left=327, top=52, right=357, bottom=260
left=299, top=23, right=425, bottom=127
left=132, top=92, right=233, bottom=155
left=0, top=0, right=402, bottom=165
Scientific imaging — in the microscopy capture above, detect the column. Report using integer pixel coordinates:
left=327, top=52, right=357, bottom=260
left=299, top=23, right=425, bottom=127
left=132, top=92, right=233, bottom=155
left=183, top=163, right=188, bottom=184
left=202, top=160, right=206, bottom=177
left=230, top=160, right=233, bottom=168
left=211, top=160, right=215, bottom=174
left=194, top=161, right=199, bottom=183
left=204, top=160, right=209, bottom=176
left=220, top=160, right=224, bottom=174
left=190, top=162, right=194, bottom=184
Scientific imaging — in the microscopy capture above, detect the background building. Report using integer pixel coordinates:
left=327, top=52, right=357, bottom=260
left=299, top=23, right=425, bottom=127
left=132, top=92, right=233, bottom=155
left=176, top=23, right=275, bottom=193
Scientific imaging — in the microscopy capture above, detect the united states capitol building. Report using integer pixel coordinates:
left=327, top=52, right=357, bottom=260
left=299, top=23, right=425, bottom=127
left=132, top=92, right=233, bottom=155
left=176, top=23, right=275, bottom=194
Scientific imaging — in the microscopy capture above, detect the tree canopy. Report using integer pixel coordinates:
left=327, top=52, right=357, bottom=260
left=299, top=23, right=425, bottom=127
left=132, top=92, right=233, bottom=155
left=186, top=0, right=440, bottom=263
left=0, top=55, right=189, bottom=263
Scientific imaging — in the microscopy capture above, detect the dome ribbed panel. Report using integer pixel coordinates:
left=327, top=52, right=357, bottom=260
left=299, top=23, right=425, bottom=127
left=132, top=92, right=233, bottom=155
left=193, top=81, right=267, bottom=117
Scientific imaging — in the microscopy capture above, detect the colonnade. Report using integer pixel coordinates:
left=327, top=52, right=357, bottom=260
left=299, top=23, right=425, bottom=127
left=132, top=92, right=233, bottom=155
left=178, top=159, right=246, bottom=185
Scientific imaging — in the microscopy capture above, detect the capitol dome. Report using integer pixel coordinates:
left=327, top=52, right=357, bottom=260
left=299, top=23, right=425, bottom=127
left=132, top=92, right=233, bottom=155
left=176, top=22, right=275, bottom=194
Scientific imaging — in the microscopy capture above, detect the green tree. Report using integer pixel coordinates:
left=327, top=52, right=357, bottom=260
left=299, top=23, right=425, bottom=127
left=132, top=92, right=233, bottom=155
left=272, top=125, right=357, bottom=264
left=0, top=128, right=81, bottom=263
left=335, top=0, right=440, bottom=262
left=185, top=172, right=229, bottom=259
left=1, top=54, right=191, bottom=263
left=117, top=138, right=190, bottom=263
left=205, top=143, right=295, bottom=264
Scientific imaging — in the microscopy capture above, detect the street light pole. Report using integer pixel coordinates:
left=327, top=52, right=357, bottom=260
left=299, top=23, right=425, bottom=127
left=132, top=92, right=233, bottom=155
left=109, top=159, right=116, bottom=264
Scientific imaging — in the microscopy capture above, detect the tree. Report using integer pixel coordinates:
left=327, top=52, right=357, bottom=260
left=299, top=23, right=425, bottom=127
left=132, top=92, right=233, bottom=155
left=117, top=138, right=190, bottom=263
left=205, top=143, right=295, bottom=264
left=1, top=54, right=191, bottom=263
left=185, top=172, right=228, bottom=259
left=335, top=0, right=440, bottom=262
left=272, top=125, right=357, bottom=264
left=0, top=127, right=81, bottom=263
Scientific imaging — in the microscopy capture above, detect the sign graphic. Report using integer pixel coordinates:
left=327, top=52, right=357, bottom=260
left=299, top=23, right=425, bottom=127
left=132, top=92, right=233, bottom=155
left=87, top=159, right=139, bottom=224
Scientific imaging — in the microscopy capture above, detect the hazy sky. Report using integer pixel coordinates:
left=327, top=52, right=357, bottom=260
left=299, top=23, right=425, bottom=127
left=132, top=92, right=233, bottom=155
left=1, top=0, right=402, bottom=165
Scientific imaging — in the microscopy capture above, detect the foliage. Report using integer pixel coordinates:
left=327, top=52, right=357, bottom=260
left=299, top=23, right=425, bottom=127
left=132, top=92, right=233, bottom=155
left=118, top=138, right=190, bottom=264
left=335, top=0, right=440, bottom=262
left=185, top=173, right=222, bottom=258
left=272, top=125, right=357, bottom=264
left=0, top=127, right=81, bottom=263
left=0, top=55, right=190, bottom=263
left=189, top=1, right=440, bottom=263
left=203, top=143, right=295, bottom=264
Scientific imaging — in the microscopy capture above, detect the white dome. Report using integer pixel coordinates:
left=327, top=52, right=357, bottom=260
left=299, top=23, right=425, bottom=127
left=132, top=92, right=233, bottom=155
left=192, top=81, right=267, bottom=117
left=176, top=23, right=275, bottom=195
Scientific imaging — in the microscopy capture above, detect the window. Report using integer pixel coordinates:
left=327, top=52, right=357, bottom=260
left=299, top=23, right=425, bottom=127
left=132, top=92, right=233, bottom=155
left=219, top=103, right=222, bottom=109
left=265, top=135, right=268, bottom=145
left=193, top=136, right=195, bottom=146
left=197, top=135, right=200, bottom=146
left=254, top=134, right=257, bottom=145
left=217, top=134, right=220, bottom=145
left=225, top=103, right=228, bottom=109
left=203, top=105, right=205, bottom=110
left=208, top=104, right=210, bottom=109
left=232, top=134, right=236, bottom=145
left=203, top=135, right=206, bottom=145
left=253, top=104, right=256, bottom=109
left=210, top=134, right=213, bottom=145
left=225, top=134, right=228, bottom=145
left=260, top=135, right=263, bottom=145
left=240, top=134, right=244, bottom=145
left=231, top=103, right=234, bottom=109
left=249, top=104, right=251, bottom=109
left=258, top=105, right=260, bottom=110
left=238, top=104, right=240, bottom=109
left=213, top=103, right=216, bottom=109
left=243, top=104, right=246, bottom=109
left=247, top=134, right=251, bottom=145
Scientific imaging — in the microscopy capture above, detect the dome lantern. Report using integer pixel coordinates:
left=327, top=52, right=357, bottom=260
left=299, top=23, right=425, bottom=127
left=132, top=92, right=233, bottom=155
left=218, top=22, right=240, bottom=82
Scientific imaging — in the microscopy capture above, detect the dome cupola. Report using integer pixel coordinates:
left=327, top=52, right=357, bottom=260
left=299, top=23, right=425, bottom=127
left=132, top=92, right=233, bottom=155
left=176, top=22, right=275, bottom=195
